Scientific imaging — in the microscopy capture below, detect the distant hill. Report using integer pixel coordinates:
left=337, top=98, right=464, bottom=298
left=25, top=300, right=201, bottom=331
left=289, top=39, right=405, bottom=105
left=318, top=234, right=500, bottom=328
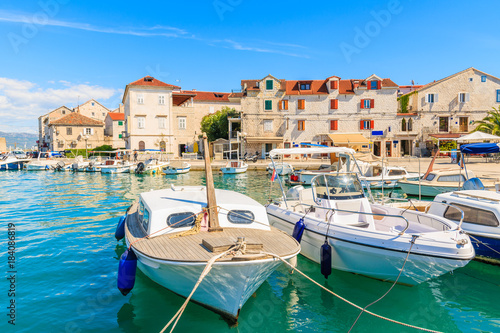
left=0, top=131, right=38, bottom=149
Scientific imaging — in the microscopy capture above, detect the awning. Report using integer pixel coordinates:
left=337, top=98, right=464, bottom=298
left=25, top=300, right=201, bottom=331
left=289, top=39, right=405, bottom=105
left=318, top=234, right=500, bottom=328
left=245, top=136, right=283, bottom=143
left=270, top=147, right=355, bottom=157
left=429, top=133, right=462, bottom=139
left=327, top=133, right=369, bottom=145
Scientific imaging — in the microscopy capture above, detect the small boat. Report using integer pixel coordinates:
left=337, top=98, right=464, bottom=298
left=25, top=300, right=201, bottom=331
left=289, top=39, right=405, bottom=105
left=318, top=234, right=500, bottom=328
left=134, top=157, right=170, bottom=175
left=0, top=152, right=30, bottom=170
left=100, top=159, right=135, bottom=174
left=221, top=160, right=248, bottom=174
left=162, top=161, right=191, bottom=175
left=266, top=147, right=474, bottom=285
left=356, top=163, right=421, bottom=189
left=428, top=188, right=500, bottom=261
left=116, top=137, right=300, bottom=322
left=24, top=152, right=60, bottom=171
left=266, top=162, right=294, bottom=176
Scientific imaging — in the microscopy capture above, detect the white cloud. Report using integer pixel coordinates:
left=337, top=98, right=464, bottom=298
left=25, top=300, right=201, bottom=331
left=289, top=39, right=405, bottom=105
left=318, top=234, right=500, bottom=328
left=0, top=77, right=120, bottom=133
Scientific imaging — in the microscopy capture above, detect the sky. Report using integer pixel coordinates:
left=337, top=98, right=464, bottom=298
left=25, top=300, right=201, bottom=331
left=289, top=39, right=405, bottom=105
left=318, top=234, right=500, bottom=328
left=1, top=0, right=499, bottom=133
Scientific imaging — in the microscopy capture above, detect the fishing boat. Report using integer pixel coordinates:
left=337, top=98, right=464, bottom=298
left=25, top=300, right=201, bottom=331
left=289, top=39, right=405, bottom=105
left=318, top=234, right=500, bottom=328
left=0, top=152, right=30, bottom=170
left=221, top=160, right=248, bottom=174
left=116, top=137, right=300, bottom=322
left=266, top=147, right=474, bottom=285
left=100, top=159, right=135, bottom=174
left=162, top=161, right=191, bottom=175
left=266, top=162, right=294, bottom=176
left=24, top=152, right=60, bottom=171
left=355, top=163, right=421, bottom=189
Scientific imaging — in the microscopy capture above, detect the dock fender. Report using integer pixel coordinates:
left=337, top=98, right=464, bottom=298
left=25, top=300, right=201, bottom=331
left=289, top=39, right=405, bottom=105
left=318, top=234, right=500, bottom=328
left=117, top=249, right=137, bottom=296
left=115, top=214, right=127, bottom=240
left=320, top=240, right=332, bottom=279
left=292, top=217, right=306, bottom=243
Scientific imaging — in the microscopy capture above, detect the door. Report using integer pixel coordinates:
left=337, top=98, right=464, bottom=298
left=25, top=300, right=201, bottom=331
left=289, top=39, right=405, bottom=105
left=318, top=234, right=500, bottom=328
left=138, top=141, right=145, bottom=150
left=385, top=141, right=392, bottom=157
left=459, top=117, right=468, bottom=132
left=373, top=141, right=381, bottom=156
left=401, top=140, right=411, bottom=156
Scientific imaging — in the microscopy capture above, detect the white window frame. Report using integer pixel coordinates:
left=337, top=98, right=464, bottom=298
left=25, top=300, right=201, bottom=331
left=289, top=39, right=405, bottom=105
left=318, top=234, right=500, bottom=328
left=263, top=119, right=273, bottom=132
left=137, top=94, right=144, bottom=104
left=85, top=128, right=92, bottom=135
left=426, top=93, right=438, bottom=103
left=137, top=117, right=145, bottom=129
left=159, top=95, right=165, bottom=105
left=158, top=117, right=166, bottom=129
left=178, top=117, right=186, bottom=130
left=363, top=99, right=371, bottom=109
left=458, top=92, right=470, bottom=103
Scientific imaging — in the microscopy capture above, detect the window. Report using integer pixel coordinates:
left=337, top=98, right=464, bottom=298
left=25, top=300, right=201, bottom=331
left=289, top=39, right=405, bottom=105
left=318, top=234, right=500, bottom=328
left=159, top=95, right=165, bottom=105
left=102, top=112, right=105, bottom=116
left=426, top=93, right=438, bottom=103
left=437, top=174, right=466, bottom=182
left=481, top=76, right=487, bottom=82
left=330, top=81, right=338, bottom=90
left=263, top=119, right=273, bottom=132
left=178, top=117, right=186, bottom=130
left=137, top=117, right=145, bottom=129
left=370, top=80, right=379, bottom=90
left=279, top=100, right=289, bottom=110
left=330, top=99, right=338, bottom=110
left=439, top=116, right=449, bottom=132
left=62, top=110, right=66, bottom=115
left=118, top=134, right=122, bottom=139
left=361, top=99, right=374, bottom=109
left=158, top=117, right=166, bottom=129
left=388, top=169, right=406, bottom=176
left=91, top=112, right=95, bottom=117
left=401, top=118, right=406, bottom=131
left=266, top=79, right=273, bottom=90
left=298, top=120, right=305, bottom=131
left=118, top=121, right=123, bottom=126
left=209, top=106, right=214, bottom=113
left=265, top=100, right=273, bottom=111
left=444, top=203, right=499, bottom=227
left=137, top=94, right=144, bottom=104
left=66, top=127, right=72, bottom=135
left=458, top=93, right=469, bottom=103
left=425, top=173, right=436, bottom=181
left=167, top=212, right=196, bottom=228
left=459, top=117, right=468, bottom=132
left=360, top=120, right=373, bottom=130
left=85, top=128, right=92, bottom=135
left=91, top=102, right=95, bottom=106
left=298, top=99, right=305, bottom=110
left=330, top=120, right=338, bottom=131
left=497, top=90, right=500, bottom=103
left=300, top=83, right=311, bottom=90
left=408, top=118, right=413, bottom=131
left=227, top=210, right=254, bottom=224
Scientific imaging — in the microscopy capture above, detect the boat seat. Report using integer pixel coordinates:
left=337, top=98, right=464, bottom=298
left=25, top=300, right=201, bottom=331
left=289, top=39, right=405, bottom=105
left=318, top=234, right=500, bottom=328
left=333, top=200, right=363, bottom=225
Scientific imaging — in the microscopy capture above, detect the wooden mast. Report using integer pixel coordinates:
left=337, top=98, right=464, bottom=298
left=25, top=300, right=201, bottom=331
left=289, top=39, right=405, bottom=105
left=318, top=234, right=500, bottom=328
left=202, top=135, right=223, bottom=232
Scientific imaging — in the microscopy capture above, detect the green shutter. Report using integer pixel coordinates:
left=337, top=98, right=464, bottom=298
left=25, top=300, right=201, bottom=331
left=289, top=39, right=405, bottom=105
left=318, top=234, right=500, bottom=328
left=265, top=100, right=272, bottom=110
left=266, top=80, right=273, bottom=90
left=118, top=121, right=123, bottom=126
left=119, top=134, right=122, bottom=139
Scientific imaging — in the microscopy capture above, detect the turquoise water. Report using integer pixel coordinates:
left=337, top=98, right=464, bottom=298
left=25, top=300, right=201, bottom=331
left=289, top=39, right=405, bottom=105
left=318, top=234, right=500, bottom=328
left=1, top=170, right=500, bottom=333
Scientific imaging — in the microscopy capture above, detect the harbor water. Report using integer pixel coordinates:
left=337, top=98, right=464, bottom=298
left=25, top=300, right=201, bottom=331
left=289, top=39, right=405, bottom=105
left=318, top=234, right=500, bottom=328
left=1, top=170, right=499, bottom=332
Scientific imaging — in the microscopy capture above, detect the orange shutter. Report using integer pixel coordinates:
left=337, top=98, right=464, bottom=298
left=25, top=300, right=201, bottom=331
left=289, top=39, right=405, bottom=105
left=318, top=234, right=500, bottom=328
left=298, top=99, right=305, bottom=109
left=330, top=99, right=338, bottom=109
left=284, top=100, right=288, bottom=110
left=331, top=120, right=338, bottom=130
left=331, top=81, right=338, bottom=89
left=377, top=81, right=382, bottom=89
left=370, top=99, right=374, bottom=108
left=370, top=120, right=374, bottom=129
left=360, top=99, right=365, bottom=109
left=360, top=120, right=364, bottom=129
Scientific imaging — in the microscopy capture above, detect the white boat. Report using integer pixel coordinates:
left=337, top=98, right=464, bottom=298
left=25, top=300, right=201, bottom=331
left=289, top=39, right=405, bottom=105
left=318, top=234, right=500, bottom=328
left=428, top=189, right=500, bottom=261
left=0, top=153, right=30, bottom=170
left=162, top=161, right=191, bottom=175
left=134, top=157, right=170, bottom=175
left=100, top=159, right=135, bottom=174
left=221, top=160, right=248, bottom=174
left=266, top=162, right=294, bottom=176
left=355, top=162, right=421, bottom=189
left=117, top=137, right=300, bottom=322
left=266, top=147, right=474, bottom=285
left=24, top=152, right=60, bottom=171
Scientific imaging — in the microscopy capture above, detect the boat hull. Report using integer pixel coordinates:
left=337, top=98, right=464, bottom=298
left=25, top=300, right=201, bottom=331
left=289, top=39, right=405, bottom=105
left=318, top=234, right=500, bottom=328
left=468, top=233, right=500, bottom=260
left=267, top=207, right=472, bottom=285
left=0, top=162, right=25, bottom=170
left=398, top=181, right=460, bottom=197
left=221, top=166, right=248, bottom=174
left=163, top=166, right=191, bottom=174
left=100, top=166, right=131, bottom=174
left=133, top=251, right=283, bottom=321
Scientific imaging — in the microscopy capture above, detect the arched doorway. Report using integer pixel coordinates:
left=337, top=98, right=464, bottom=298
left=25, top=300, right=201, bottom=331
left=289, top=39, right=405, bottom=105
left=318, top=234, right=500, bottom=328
left=159, top=141, right=166, bottom=151
left=138, top=141, right=145, bottom=150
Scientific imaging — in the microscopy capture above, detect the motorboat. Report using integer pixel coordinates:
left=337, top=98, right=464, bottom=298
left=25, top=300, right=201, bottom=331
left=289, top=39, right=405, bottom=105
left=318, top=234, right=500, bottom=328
left=266, top=162, right=294, bottom=176
left=162, top=161, right=191, bottom=175
left=0, top=152, right=30, bottom=170
left=134, top=157, right=170, bottom=175
left=221, top=160, right=248, bottom=174
left=354, top=162, right=421, bottom=189
left=24, top=152, right=60, bottom=171
left=116, top=137, right=300, bottom=322
left=100, top=159, right=135, bottom=174
left=428, top=188, right=500, bottom=261
left=266, top=147, right=474, bottom=285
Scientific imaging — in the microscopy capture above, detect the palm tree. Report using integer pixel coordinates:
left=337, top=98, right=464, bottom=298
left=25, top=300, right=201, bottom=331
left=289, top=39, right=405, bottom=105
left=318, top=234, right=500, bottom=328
left=473, top=107, right=500, bottom=135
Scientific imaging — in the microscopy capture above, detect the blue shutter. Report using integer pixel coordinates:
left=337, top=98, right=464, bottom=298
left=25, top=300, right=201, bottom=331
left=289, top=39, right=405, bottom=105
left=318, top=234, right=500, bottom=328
left=497, top=90, right=500, bottom=103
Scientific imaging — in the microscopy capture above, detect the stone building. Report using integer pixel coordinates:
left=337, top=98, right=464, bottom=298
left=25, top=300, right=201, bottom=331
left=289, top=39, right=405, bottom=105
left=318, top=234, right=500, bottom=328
left=47, top=113, right=104, bottom=151
left=104, top=111, right=126, bottom=148
left=399, top=67, right=500, bottom=156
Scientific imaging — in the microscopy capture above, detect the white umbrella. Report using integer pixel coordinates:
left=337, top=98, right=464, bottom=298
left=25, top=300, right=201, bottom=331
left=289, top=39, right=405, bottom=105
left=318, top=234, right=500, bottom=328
left=456, top=131, right=500, bottom=142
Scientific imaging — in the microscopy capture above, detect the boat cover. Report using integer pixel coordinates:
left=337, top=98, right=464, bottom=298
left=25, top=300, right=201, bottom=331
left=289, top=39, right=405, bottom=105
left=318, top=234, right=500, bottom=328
left=460, top=143, right=500, bottom=154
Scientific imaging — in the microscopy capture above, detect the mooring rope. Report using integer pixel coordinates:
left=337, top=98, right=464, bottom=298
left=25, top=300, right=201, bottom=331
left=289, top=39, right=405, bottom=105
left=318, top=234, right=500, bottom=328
left=468, top=234, right=500, bottom=256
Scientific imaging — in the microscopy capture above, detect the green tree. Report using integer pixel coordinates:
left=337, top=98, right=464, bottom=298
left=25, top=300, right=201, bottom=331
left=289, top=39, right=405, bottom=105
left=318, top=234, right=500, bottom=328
left=473, top=107, right=500, bottom=135
left=200, top=107, right=239, bottom=142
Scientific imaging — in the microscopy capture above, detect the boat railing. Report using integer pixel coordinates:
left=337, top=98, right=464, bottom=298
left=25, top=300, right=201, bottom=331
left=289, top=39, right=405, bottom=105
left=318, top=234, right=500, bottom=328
left=423, top=201, right=465, bottom=230
left=290, top=202, right=411, bottom=235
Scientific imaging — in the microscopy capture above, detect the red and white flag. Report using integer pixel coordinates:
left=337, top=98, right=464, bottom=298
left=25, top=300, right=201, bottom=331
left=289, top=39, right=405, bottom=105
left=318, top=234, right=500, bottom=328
left=271, top=169, right=277, bottom=182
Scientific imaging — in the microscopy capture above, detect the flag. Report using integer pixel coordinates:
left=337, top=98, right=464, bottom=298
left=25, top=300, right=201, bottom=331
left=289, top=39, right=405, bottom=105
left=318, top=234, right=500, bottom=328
left=271, top=169, right=277, bottom=182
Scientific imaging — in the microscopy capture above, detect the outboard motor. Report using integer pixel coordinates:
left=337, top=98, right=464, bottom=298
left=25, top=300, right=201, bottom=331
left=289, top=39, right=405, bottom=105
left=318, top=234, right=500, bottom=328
left=54, top=161, right=66, bottom=171
left=135, top=162, right=145, bottom=174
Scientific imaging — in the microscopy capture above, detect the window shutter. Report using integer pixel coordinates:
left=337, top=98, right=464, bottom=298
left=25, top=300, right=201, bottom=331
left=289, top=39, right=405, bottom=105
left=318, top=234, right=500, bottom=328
left=367, top=81, right=371, bottom=90
left=370, top=99, right=374, bottom=108
left=370, top=120, right=374, bottom=129
left=284, top=100, right=288, bottom=110
left=331, top=81, right=338, bottom=90
left=425, top=94, right=429, bottom=103
left=334, top=120, right=338, bottom=130
left=360, top=99, right=365, bottom=109
left=91, top=128, right=94, bottom=135
left=331, top=99, right=338, bottom=109
left=360, top=120, right=364, bottom=129
left=330, top=120, right=334, bottom=131
left=465, top=93, right=470, bottom=102
left=278, top=101, right=282, bottom=110
left=377, top=81, right=381, bottom=89
left=435, top=94, right=439, bottom=103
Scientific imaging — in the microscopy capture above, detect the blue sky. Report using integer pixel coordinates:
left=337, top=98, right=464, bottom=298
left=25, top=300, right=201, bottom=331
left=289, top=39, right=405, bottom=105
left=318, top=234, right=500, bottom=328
left=1, top=0, right=499, bottom=133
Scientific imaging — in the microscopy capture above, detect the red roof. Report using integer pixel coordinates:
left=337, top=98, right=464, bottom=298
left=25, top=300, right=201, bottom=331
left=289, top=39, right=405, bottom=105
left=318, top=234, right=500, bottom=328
left=339, top=80, right=356, bottom=94
left=182, top=91, right=231, bottom=102
left=285, top=80, right=329, bottom=95
left=108, top=113, right=125, bottom=121
left=128, top=76, right=181, bottom=89
left=50, top=112, right=103, bottom=126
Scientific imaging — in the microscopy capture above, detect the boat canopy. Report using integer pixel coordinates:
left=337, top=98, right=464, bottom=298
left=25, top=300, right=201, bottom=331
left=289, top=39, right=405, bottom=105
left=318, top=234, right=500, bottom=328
left=269, top=147, right=355, bottom=157
left=460, top=143, right=500, bottom=154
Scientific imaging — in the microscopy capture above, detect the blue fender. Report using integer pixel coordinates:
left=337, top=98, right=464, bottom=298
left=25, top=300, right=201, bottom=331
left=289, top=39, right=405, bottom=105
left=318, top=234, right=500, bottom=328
left=320, top=240, right=332, bottom=279
left=292, top=218, right=306, bottom=243
left=115, top=215, right=127, bottom=240
left=117, top=249, right=137, bottom=296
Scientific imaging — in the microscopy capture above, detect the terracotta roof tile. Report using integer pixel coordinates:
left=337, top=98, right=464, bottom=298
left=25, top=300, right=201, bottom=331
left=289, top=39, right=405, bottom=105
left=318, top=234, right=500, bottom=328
left=182, top=91, right=231, bottom=102
left=108, top=113, right=125, bottom=121
left=339, top=80, right=356, bottom=94
left=286, top=80, right=329, bottom=95
left=128, top=76, right=181, bottom=89
left=50, top=112, right=103, bottom=126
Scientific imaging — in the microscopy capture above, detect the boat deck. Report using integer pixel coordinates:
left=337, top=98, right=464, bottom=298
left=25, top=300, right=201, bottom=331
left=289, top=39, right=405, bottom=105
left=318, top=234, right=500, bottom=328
left=125, top=204, right=300, bottom=262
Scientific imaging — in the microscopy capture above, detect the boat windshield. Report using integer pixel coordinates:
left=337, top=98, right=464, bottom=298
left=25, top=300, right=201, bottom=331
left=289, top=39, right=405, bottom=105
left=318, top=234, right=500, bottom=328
left=312, top=173, right=364, bottom=200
